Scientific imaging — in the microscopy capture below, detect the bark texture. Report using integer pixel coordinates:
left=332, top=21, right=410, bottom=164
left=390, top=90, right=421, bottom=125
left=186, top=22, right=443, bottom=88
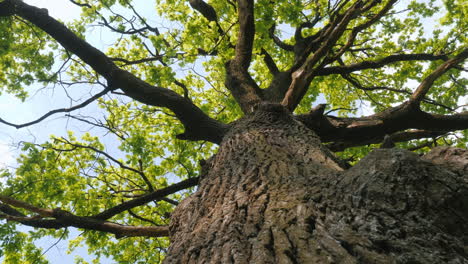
left=164, top=104, right=467, bottom=264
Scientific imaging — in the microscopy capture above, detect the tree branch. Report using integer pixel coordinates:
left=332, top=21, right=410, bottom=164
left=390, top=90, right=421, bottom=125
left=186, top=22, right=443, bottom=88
left=188, top=0, right=218, bottom=22
left=234, top=0, right=254, bottom=69
left=0, top=88, right=110, bottom=129
left=281, top=1, right=367, bottom=111
left=224, top=0, right=263, bottom=112
left=410, top=48, right=468, bottom=105
left=327, top=0, right=397, bottom=63
left=326, top=129, right=446, bottom=152
left=269, top=24, right=294, bottom=51
left=316, top=53, right=449, bottom=76
left=296, top=102, right=468, bottom=151
left=0, top=196, right=169, bottom=238
left=2, top=0, right=228, bottom=144
left=341, top=73, right=455, bottom=111
left=261, top=48, right=279, bottom=76
left=188, top=0, right=225, bottom=35
left=92, top=177, right=199, bottom=220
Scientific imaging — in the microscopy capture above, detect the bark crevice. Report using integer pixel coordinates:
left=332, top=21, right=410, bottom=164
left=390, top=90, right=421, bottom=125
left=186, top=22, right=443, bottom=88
left=164, top=104, right=467, bottom=263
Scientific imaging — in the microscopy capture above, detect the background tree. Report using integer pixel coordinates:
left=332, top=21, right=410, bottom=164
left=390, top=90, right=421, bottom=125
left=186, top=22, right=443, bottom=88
left=0, top=0, right=467, bottom=263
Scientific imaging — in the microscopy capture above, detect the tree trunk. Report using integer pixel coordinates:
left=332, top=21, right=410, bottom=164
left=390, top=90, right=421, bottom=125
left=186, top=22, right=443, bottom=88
left=163, top=104, right=468, bottom=264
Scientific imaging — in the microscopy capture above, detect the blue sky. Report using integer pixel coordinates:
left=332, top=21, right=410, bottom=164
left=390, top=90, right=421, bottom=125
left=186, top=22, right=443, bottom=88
left=1, top=1, right=113, bottom=263
left=0, top=1, right=167, bottom=262
left=0, top=0, right=466, bottom=262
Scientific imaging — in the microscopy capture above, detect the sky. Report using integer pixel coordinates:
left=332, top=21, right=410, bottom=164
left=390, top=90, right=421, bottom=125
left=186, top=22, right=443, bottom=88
left=0, top=1, right=115, bottom=263
left=0, top=0, right=466, bottom=263
left=0, top=0, right=165, bottom=262
left=0, top=0, right=81, bottom=169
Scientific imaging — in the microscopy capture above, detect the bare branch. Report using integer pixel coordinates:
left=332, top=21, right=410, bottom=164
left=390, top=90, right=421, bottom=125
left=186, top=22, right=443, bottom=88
left=261, top=48, right=279, bottom=76
left=410, top=48, right=468, bottom=105
left=317, top=53, right=449, bottom=76
left=224, top=0, right=263, bottom=112
left=0, top=88, right=110, bottom=129
left=269, top=24, right=294, bottom=51
left=92, top=177, right=199, bottom=220
left=296, top=102, right=468, bottom=151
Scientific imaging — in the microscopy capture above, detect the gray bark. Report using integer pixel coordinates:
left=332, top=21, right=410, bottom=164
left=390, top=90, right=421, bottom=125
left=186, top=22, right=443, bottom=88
left=163, top=104, right=468, bottom=264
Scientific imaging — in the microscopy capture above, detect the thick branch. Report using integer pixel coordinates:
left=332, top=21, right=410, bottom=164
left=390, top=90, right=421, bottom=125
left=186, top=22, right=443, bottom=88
left=261, top=48, right=279, bottom=76
left=224, top=0, right=263, bottom=112
left=188, top=0, right=218, bottom=22
left=3, top=0, right=228, bottom=144
left=281, top=1, right=366, bottom=111
left=296, top=102, right=468, bottom=151
left=327, top=130, right=446, bottom=152
left=0, top=196, right=168, bottom=238
left=0, top=195, right=53, bottom=217
left=93, top=177, right=199, bottom=220
left=317, top=53, right=449, bottom=76
left=235, top=0, right=254, bottom=69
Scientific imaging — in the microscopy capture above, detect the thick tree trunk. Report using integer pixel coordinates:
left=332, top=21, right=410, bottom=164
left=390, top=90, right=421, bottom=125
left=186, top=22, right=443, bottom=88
left=163, top=104, right=467, bottom=264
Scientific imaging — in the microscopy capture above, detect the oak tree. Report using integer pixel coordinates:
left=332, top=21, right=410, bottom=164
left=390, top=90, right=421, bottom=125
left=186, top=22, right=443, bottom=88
left=0, top=0, right=467, bottom=263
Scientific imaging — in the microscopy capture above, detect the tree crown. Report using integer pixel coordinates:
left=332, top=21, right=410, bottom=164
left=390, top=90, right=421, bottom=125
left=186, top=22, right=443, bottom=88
left=0, top=0, right=466, bottom=262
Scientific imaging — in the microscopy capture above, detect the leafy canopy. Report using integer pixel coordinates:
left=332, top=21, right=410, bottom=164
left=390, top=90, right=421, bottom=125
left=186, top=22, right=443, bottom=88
left=0, top=0, right=466, bottom=263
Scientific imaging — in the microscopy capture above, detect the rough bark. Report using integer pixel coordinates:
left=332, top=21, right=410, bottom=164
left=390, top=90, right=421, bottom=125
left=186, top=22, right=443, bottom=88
left=164, top=104, right=467, bottom=263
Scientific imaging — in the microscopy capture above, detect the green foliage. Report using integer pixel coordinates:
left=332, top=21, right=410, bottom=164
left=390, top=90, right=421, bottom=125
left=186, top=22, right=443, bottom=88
left=0, top=0, right=466, bottom=263
left=0, top=223, right=49, bottom=264
left=0, top=16, right=57, bottom=100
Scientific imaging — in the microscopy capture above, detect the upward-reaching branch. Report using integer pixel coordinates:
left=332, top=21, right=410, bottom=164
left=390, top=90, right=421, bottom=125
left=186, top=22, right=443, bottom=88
left=281, top=1, right=367, bottom=110
left=410, top=48, right=468, bottom=105
left=279, top=0, right=400, bottom=112
left=0, top=0, right=228, bottom=144
left=224, top=0, right=263, bottom=113
left=234, top=0, right=255, bottom=69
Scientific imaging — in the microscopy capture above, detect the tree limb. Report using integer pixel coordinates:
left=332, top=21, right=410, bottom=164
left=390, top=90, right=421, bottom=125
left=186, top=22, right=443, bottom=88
left=261, top=48, right=279, bottom=76
left=281, top=1, right=367, bottom=111
left=0, top=196, right=169, bottom=238
left=296, top=102, right=468, bottom=151
left=0, top=88, right=110, bottom=129
left=224, top=0, right=263, bottom=112
left=188, top=0, right=218, bottom=22
left=326, top=129, right=447, bottom=152
left=269, top=24, right=294, bottom=51
left=316, top=53, right=449, bottom=76
left=2, top=0, right=228, bottom=144
left=410, top=48, right=468, bottom=105
left=327, top=0, right=397, bottom=63
left=92, top=177, right=199, bottom=220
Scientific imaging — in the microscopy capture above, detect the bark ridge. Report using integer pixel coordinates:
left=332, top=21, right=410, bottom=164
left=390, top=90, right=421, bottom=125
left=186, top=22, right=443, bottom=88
left=164, top=105, right=467, bottom=263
